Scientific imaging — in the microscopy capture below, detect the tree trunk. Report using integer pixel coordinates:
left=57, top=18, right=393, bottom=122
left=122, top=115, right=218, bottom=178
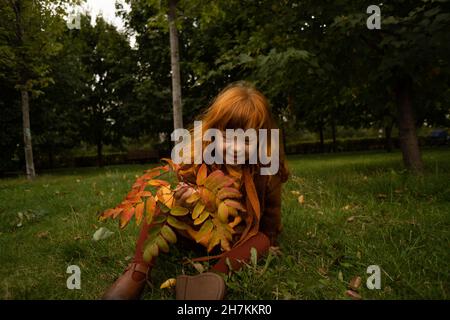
left=21, top=89, right=35, bottom=179
left=12, top=0, right=35, bottom=179
left=395, top=78, right=424, bottom=173
left=168, top=0, right=183, bottom=130
left=97, top=141, right=103, bottom=168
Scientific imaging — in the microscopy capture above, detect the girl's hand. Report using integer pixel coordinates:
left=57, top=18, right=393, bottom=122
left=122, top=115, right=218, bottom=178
left=173, top=182, right=196, bottom=207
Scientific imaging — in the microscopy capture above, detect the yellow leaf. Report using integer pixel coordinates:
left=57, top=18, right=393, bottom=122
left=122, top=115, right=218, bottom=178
left=192, top=202, right=205, bottom=219
left=160, top=278, right=176, bottom=289
left=194, top=211, right=210, bottom=225
left=217, top=202, right=229, bottom=223
left=195, top=219, right=213, bottom=243
left=298, top=195, right=305, bottom=204
left=185, top=192, right=200, bottom=204
left=161, top=225, right=177, bottom=244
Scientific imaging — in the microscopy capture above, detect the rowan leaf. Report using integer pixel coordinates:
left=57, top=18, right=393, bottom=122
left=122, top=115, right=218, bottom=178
left=185, top=192, right=200, bottom=204
left=194, top=210, right=210, bottom=225
left=161, top=225, right=177, bottom=244
left=148, top=179, right=170, bottom=187
left=199, top=187, right=216, bottom=212
left=207, top=231, right=221, bottom=252
left=224, top=199, right=247, bottom=212
left=156, top=235, right=170, bottom=253
left=157, top=200, right=170, bottom=213
left=217, top=202, right=229, bottom=223
left=195, top=219, right=213, bottom=243
left=147, top=225, right=163, bottom=244
left=145, top=196, right=156, bottom=224
left=228, top=216, right=242, bottom=228
left=144, top=242, right=159, bottom=259
left=135, top=202, right=144, bottom=226
left=167, top=216, right=189, bottom=230
left=153, top=214, right=167, bottom=224
left=170, top=206, right=189, bottom=216
left=217, top=187, right=242, bottom=200
left=192, top=202, right=205, bottom=219
left=120, top=207, right=135, bottom=228
left=205, top=170, right=233, bottom=192
left=196, top=164, right=208, bottom=185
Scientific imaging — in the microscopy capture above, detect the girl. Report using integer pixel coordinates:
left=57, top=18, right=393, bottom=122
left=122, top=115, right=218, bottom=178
left=102, top=82, right=289, bottom=300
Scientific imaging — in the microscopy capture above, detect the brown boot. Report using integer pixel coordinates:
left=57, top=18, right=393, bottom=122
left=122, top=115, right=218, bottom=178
left=101, top=262, right=150, bottom=300
left=175, top=272, right=226, bottom=300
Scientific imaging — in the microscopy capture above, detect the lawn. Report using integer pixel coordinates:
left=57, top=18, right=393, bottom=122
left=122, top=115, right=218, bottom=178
left=0, top=149, right=449, bottom=300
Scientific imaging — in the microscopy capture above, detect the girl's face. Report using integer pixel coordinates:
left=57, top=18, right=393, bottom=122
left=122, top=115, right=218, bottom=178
left=218, top=130, right=258, bottom=165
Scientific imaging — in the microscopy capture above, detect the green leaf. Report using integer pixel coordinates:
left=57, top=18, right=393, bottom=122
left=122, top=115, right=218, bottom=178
left=170, top=206, right=189, bottom=216
left=167, top=216, right=189, bottom=230
left=153, top=215, right=167, bottom=224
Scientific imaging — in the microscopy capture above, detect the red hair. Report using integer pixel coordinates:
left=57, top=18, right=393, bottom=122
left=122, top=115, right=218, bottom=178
left=190, top=81, right=289, bottom=181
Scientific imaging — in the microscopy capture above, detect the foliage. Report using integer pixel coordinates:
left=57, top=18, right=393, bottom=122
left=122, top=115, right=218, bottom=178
left=99, top=160, right=247, bottom=261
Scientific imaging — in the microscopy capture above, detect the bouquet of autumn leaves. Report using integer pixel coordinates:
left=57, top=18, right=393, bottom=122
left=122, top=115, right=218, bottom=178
left=99, top=159, right=246, bottom=263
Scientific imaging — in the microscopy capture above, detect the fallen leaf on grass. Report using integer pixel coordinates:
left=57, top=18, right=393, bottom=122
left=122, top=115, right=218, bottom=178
left=346, top=216, right=356, bottom=222
left=160, top=278, right=176, bottom=289
left=318, top=267, right=328, bottom=276
left=349, top=276, right=362, bottom=290
left=345, top=289, right=362, bottom=300
left=298, top=195, right=305, bottom=204
left=269, top=246, right=282, bottom=257
left=36, top=231, right=49, bottom=239
left=92, top=227, right=114, bottom=241
left=291, top=190, right=301, bottom=196
left=376, top=193, right=387, bottom=199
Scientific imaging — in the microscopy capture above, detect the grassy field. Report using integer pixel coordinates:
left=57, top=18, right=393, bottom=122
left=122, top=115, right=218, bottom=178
left=0, top=149, right=449, bottom=300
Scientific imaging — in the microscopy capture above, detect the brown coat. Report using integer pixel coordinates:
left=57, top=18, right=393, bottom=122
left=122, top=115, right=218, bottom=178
left=253, top=173, right=285, bottom=245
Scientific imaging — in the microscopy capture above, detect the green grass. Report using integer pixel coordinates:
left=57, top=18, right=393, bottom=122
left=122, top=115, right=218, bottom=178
left=0, top=149, right=449, bottom=300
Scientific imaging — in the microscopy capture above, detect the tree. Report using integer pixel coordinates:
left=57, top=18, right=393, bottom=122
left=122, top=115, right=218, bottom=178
left=0, top=0, right=75, bottom=178
left=168, top=0, right=183, bottom=129
left=330, top=0, right=450, bottom=173
left=75, top=14, right=136, bottom=166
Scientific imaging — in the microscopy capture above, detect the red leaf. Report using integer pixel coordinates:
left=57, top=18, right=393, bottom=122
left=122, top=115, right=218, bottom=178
left=120, top=207, right=135, bottom=229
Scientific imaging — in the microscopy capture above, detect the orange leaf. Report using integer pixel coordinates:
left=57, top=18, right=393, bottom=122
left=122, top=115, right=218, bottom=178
left=148, top=179, right=170, bottom=187
left=194, top=219, right=213, bottom=243
left=135, top=202, right=144, bottom=226
left=228, top=216, right=242, bottom=228
left=196, top=164, right=207, bottom=186
left=205, top=170, right=233, bottom=192
left=120, top=207, right=135, bottom=229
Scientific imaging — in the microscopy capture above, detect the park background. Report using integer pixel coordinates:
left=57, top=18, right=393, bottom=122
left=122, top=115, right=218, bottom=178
left=0, top=0, right=449, bottom=299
